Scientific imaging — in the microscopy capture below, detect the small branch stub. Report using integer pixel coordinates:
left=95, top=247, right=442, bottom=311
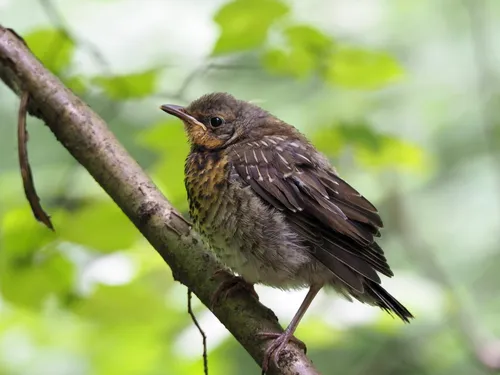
left=17, top=90, right=54, bottom=230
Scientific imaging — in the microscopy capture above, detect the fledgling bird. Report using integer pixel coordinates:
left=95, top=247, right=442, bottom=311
left=160, top=93, right=413, bottom=372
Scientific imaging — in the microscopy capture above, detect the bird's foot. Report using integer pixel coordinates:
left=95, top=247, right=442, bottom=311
left=257, top=331, right=307, bottom=374
left=210, top=269, right=258, bottom=309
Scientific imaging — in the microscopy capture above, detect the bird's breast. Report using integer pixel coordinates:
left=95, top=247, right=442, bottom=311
left=184, top=149, right=230, bottom=232
left=184, top=150, right=245, bottom=268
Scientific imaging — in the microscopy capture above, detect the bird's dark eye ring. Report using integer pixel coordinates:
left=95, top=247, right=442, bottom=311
left=210, top=117, right=224, bottom=127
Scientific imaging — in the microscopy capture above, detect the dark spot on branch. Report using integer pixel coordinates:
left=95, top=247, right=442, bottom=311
left=137, top=200, right=161, bottom=226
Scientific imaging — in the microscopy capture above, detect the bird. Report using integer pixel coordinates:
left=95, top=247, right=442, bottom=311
left=160, top=92, right=413, bottom=372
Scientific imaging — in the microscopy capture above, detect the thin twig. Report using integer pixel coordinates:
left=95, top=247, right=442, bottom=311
left=39, top=0, right=110, bottom=71
left=17, top=91, right=54, bottom=230
left=187, top=289, right=208, bottom=375
left=38, top=0, right=125, bottom=120
left=156, top=64, right=209, bottom=102
left=157, top=61, right=261, bottom=102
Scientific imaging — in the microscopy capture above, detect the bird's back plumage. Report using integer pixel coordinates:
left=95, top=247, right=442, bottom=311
left=226, top=132, right=412, bottom=322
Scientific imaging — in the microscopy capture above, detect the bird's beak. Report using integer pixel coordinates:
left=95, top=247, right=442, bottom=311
left=160, top=104, right=207, bottom=131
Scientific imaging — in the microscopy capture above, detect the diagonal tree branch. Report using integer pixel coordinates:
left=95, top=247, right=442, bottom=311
left=0, top=25, right=320, bottom=375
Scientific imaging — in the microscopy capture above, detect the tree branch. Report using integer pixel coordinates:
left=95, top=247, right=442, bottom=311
left=0, top=25, right=320, bottom=375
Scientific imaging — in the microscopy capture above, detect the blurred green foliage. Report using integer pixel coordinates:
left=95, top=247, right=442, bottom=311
left=24, top=28, right=74, bottom=75
left=213, top=0, right=289, bottom=54
left=1, top=0, right=499, bottom=374
left=313, top=123, right=426, bottom=172
left=92, top=70, right=160, bottom=100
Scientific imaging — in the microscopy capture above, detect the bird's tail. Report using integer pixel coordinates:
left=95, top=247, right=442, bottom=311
left=364, top=281, right=414, bottom=323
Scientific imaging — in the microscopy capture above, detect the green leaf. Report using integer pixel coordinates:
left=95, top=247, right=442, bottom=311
left=285, top=25, right=332, bottom=52
left=24, top=28, right=75, bottom=75
left=325, top=47, right=404, bottom=89
left=262, top=48, right=289, bottom=74
left=311, top=124, right=345, bottom=157
left=74, top=283, right=167, bottom=326
left=64, top=75, right=87, bottom=94
left=355, top=135, right=426, bottom=172
left=90, top=326, right=163, bottom=375
left=213, top=0, right=289, bottom=55
left=92, top=70, right=159, bottom=99
left=0, top=209, right=74, bottom=308
left=313, top=123, right=426, bottom=172
left=56, top=201, right=139, bottom=252
left=263, top=25, right=334, bottom=79
left=338, top=124, right=385, bottom=151
left=263, top=47, right=316, bottom=79
left=0, top=208, right=56, bottom=259
left=1, top=250, right=75, bottom=309
left=137, top=121, right=189, bottom=211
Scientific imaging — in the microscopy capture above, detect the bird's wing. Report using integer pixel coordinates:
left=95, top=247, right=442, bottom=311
left=229, top=135, right=393, bottom=292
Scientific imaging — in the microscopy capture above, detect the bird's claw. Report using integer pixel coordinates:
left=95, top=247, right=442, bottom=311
left=258, top=331, right=307, bottom=374
left=210, top=270, right=258, bottom=309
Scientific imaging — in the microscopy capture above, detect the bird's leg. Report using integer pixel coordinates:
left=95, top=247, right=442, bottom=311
left=210, top=269, right=259, bottom=309
left=258, top=284, right=322, bottom=374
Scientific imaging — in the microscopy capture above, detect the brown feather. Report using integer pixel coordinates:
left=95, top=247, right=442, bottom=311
left=229, top=136, right=393, bottom=291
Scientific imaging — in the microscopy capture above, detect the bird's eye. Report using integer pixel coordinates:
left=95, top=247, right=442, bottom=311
left=210, top=117, right=224, bottom=127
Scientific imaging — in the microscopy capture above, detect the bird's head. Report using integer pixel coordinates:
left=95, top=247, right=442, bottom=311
left=160, top=92, right=294, bottom=150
